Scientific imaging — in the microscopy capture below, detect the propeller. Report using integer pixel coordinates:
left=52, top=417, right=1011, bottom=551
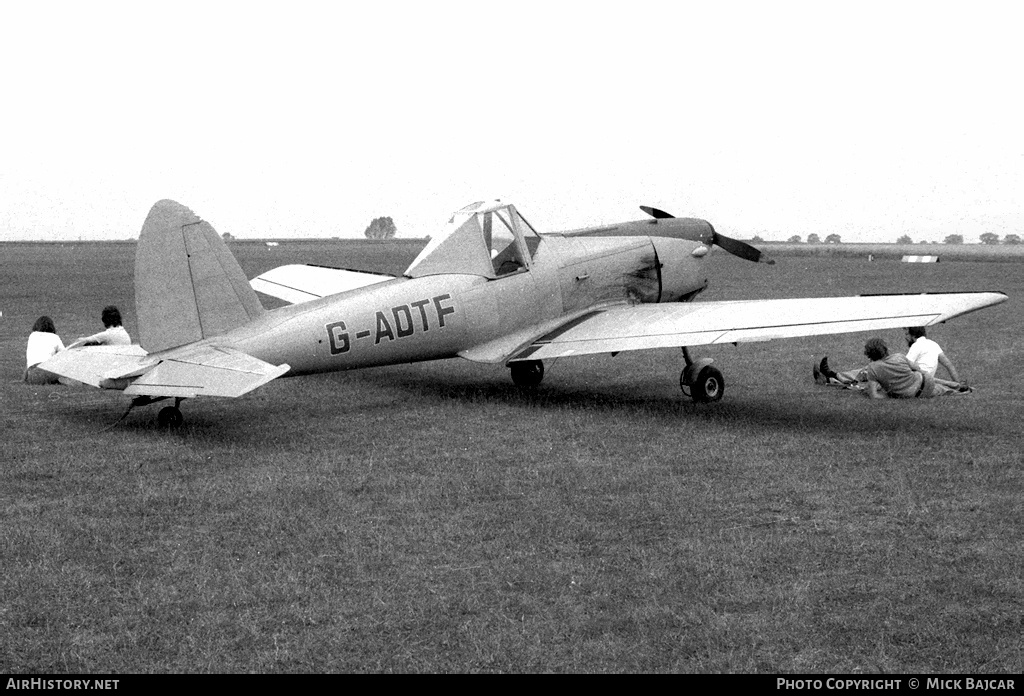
left=640, top=206, right=675, bottom=220
left=641, top=206, right=774, bottom=264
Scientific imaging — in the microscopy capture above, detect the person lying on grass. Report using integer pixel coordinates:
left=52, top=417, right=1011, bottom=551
left=855, top=337, right=971, bottom=399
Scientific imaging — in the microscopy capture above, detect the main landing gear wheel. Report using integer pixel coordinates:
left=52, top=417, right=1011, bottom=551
left=510, top=360, right=544, bottom=387
left=157, top=406, right=184, bottom=428
left=680, top=364, right=725, bottom=403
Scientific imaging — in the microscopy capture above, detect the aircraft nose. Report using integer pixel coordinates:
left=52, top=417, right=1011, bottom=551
left=668, top=218, right=716, bottom=245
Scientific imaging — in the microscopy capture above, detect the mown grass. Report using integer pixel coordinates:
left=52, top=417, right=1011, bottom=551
left=1, top=242, right=1021, bottom=673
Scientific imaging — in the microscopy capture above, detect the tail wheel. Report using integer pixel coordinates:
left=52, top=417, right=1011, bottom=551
left=510, top=360, right=544, bottom=387
left=684, top=365, right=725, bottom=403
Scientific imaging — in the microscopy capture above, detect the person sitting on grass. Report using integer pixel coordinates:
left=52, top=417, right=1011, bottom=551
left=66, top=305, right=132, bottom=348
left=24, top=315, right=65, bottom=385
left=849, top=337, right=970, bottom=399
left=904, top=326, right=962, bottom=383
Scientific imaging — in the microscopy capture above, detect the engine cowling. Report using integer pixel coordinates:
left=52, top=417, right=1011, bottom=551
left=651, top=235, right=710, bottom=302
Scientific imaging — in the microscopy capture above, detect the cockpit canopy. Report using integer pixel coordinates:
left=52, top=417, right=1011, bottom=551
left=405, top=201, right=542, bottom=279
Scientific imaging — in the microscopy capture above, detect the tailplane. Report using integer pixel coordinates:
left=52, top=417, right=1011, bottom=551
left=136, top=200, right=264, bottom=353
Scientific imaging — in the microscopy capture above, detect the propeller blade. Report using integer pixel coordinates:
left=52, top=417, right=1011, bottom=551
left=640, top=205, right=674, bottom=219
left=640, top=204, right=773, bottom=263
left=713, top=232, right=774, bottom=265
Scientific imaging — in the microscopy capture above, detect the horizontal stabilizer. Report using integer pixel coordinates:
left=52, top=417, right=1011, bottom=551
left=37, top=345, right=152, bottom=388
left=124, top=345, right=290, bottom=398
left=37, top=343, right=288, bottom=399
left=510, top=292, right=1008, bottom=361
left=250, top=264, right=394, bottom=304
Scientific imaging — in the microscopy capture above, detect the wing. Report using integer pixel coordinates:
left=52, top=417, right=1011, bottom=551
left=38, top=344, right=289, bottom=398
left=250, top=264, right=394, bottom=304
left=510, top=292, right=1008, bottom=361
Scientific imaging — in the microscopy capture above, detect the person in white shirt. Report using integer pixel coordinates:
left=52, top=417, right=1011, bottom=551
left=904, top=326, right=961, bottom=382
left=67, top=305, right=132, bottom=348
left=24, top=316, right=65, bottom=384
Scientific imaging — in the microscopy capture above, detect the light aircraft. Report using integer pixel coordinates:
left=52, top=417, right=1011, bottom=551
left=40, top=199, right=1006, bottom=427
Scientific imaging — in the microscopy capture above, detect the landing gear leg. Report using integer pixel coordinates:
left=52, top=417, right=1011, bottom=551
left=509, top=360, right=544, bottom=388
left=679, top=347, right=725, bottom=403
left=157, top=398, right=185, bottom=429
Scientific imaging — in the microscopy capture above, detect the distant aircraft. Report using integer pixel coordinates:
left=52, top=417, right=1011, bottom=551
left=40, top=199, right=1007, bottom=427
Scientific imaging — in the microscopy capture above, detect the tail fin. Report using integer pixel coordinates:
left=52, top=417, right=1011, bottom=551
left=135, top=200, right=264, bottom=353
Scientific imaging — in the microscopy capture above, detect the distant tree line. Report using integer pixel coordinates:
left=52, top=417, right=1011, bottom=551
left=895, top=233, right=1021, bottom=245
left=784, top=232, right=1023, bottom=245
left=785, top=233, right=842, bottom=243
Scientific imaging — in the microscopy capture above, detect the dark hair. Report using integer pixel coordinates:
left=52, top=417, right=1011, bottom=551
left=864, top=337, right=889, bottom=361
left=907, top=326, right=927, bottom=340
left=33, top=316, right=57, bottom=334
left=101, top=305, right=122, bottom=328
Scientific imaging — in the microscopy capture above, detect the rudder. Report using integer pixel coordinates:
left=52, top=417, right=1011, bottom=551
left=135, top=200, right=264, bottom=353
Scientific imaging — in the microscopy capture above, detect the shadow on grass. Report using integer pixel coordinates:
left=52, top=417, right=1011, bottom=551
left=32, top=358, right=994, bottom=450
left=263, top=363, right=991, bottom=438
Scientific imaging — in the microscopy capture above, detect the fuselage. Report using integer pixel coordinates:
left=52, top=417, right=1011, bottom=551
left=218, top=231, right=711, bottom=376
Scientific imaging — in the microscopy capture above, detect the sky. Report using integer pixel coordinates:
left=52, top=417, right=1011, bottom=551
left=2, top=1, right=1021, bottom=243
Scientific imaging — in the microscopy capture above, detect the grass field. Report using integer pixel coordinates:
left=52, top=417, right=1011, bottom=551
left=1, top=241, right=1021, bottom=673
left=759, top=242, right=1024, bottom=262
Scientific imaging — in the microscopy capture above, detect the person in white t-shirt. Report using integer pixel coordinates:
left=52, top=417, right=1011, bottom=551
left=67, top=305, right=132, bottom=348
left=24, top=316, right=65, bottom=384
left=904, top=326, right=961, bottom=382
